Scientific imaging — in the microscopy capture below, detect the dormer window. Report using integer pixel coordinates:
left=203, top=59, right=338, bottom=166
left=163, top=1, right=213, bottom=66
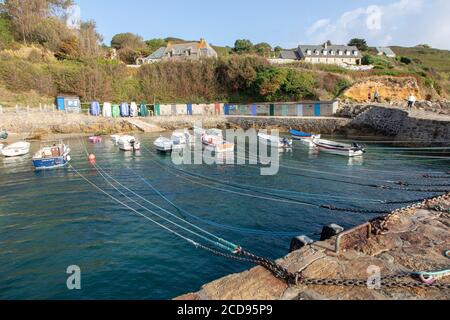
left=322, top=50, right=328, bottom=55
left=330, top=50, right=335, bottom=55
left=306, top=50, right=312, bottom=55
left=346, top=50, right=351, bottom=56
left=338, top=50, right=343, bottom=55
left=353, top=50, right=358, bottom=56
left=315, top=50, right=319, bottom=55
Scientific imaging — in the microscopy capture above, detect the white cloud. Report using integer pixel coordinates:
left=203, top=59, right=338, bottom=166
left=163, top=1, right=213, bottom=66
left=304, top=0, right=450, bottom=50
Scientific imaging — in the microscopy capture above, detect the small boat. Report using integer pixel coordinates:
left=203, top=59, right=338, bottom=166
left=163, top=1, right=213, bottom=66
left=312, top=139, right=365, bottom=157
left=154, top=137, right=173, bottom=153
left=32, top=144, right=71, bottom=170
left=206, top=129, right=223, bottom=138
left=193, top=125, right=206, bottom=137
left=172, top=130, right=194, bottom=146
left=1, top=141, right=31, bottom=157
left=290, top=130, right=321, bottom=149
left=118, top=136, right=141, bottom=151
left=89, top=136, right=102, bottom=144
left=111, top=135, right=121, bottom=144
left=258, top=133, right=293, bottom=149
left=202, top=135, right=235, bottom=153
left=0, top=130, right=8, bottom=140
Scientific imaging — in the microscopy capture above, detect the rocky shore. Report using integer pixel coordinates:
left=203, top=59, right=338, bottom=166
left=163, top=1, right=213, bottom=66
left=177, top=194, right=450, bottom=300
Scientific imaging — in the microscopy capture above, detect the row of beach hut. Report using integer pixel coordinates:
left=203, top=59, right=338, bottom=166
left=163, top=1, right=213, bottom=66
left=55, top=96, right=339, bottom=118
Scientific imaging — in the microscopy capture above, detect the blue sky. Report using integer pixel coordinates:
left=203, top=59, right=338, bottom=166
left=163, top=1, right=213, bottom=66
left=75, top=0, right=450, bottom=50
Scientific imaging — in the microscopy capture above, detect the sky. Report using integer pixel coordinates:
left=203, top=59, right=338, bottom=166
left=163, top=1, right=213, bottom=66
left=74, top=0, right=450, bottom=50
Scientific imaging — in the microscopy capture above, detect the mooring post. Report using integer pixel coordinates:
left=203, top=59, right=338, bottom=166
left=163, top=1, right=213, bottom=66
left=289, top=235, right=314, bottom=253
left=320, top=224, right=344, bottom=241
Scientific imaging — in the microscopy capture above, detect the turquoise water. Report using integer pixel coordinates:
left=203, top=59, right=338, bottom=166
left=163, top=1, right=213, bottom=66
left=0, top=133, right=448, bottom=300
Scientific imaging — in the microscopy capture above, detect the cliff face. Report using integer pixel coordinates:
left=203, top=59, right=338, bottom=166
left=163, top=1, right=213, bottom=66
left=343, top=77, right=423, bottom=103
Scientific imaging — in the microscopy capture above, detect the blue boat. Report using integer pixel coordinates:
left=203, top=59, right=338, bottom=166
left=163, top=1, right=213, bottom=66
left=32, top=144, right=71, bottom=170
left=290, top=129, right=315, bottom=139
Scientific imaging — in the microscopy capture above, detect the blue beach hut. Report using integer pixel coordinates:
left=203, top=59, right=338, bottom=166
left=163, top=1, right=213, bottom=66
left=90, top=101, right=100, bottom=116
left=120, top=102, right=130, bottom=117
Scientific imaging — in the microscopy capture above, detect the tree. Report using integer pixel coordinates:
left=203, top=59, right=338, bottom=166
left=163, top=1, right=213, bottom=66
left=55, top=35, right=80, bottom=60
left=78, top=20, right=103, bottom=58
left=233, top=39, right=253, bottom=54
left=253, top=42, right=272, bottom=57
left=145, top=38, right=167, bottom=53
left=348, top=38, right=368, bottom=51
left=111, top=32, right=145, bottom=50
left=0, top=0, right=73, bottom=43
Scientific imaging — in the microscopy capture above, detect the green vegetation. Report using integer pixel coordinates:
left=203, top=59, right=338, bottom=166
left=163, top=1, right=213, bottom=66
left=0, top=2, right=448, bottom=106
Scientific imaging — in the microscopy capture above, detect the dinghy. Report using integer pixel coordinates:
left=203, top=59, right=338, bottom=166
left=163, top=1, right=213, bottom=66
left=154, top=137, right=173, bottom=153
left=202, top=135, right=235, bottom=153
left=111, top=135, right=121, bottom=144
left=32, top=144, right=71, bottom=170
left=89, top=136, right=102, bottom=144
left=0, top=130, right=8, bottom=140
left=290, top=130, right=321, bottom=149
left=171, top=130, right=194, bottom=146
left=312, top=139, right=365, bottom=157
left=1, top=141, right=31, bottom=157
left=118, top=135, right=141, bottom=151
left=258, top=133, right=292, bottom=149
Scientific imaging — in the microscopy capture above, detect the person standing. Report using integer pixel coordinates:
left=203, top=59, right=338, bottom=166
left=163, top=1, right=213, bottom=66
left=374, top=90, right=380, bottom=103
left=368, top=90, right=372, bottom=102
left=407, top=93, right=417, bottom=110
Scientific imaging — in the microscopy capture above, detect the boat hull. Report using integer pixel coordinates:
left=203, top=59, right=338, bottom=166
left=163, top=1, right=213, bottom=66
left=1, top=142, right=31, bottom=157
left=313, top=140, right=364, bottom=157
left=32, top=156, right=70, bottom=170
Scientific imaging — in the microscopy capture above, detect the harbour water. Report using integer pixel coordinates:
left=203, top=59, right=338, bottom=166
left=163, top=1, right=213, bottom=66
left=0, top=133, right=448, bottom=299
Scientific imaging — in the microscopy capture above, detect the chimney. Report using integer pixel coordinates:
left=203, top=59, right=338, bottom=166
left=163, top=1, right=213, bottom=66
left=324, top=42, right=328, bottom=49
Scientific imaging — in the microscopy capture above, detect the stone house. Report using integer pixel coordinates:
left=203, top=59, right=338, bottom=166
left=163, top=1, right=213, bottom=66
left=137, top=39, right=218, bottom=64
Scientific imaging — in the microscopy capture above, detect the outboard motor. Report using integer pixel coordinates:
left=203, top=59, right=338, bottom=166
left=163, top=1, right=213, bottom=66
left=352, top=143, right=366, bottom=153
left=130, top=139, right=136, bottom=151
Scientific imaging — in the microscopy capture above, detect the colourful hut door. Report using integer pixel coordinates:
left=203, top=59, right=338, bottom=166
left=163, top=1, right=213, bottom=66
left=171, top=104, right=177, bottom=115
left=154, top=103, right=161, bottom=116
left=214, top=103, right=221, bottom=115
left=56, top=97, right=65, bottom=111
left=297, top=104, right=304, bottom=116
left=251, top=105, right=257, bottom=116
left=187, top=104, right=193, bottom=116
left=282, top=105, right=288, bottom=117
left=314, top=103, right=321, bottom=116
left=270, top=104, right=275, bottom=116
left=224, top=104, right=230, bottom=115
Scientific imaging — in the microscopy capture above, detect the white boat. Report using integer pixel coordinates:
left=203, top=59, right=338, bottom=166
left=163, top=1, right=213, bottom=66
left=312, top=139, right=365, bottom=157
left=111, top=135, right=121, bottom=144
left=32, top=144, right=71, bottom=170
left=154, top=137, right=173, bottom=153
left=171, top=130, right=194, bottom=146
left=193, top=125, right=206, bottom=137
left=206, top=129, right=223, bottom=138
left=202, top=135, right=234, bottom=153
left=290, top=130, right=321, bottom=149
left=118, top=136, right=141, bottom=151
left=258, top=133, right=292, bottom=149
left=1, top=141, right=31, bottom=157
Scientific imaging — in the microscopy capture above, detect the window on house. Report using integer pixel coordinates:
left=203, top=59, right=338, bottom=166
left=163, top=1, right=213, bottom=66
left=330, top=50, right=335, bottom=55
left=323, top=50, right=328, bottom=55
left=306, top=50, right=311, bottom=55
left=353, top=51, right=358, bottom=56
left=338, top=50, right=343, bottom=55
left=346, top=50, right=351, bottom=56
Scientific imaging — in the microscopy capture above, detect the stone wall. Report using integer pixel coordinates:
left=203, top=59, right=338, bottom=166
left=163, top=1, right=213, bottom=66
left=226, top=116, right=351, bottom=134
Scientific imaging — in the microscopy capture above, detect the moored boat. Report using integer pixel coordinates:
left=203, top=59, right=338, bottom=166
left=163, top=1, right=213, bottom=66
left=258, top=133, right=292, bottom=149
left=154, top=137, right=173, bottom=153
left=290, top=130, right=321, bottom=149
left=312, top=139, right=365, bottom=157
left=172, top=130, right=194, bottom=146
left=118, top=136, right=141, bottom=151
left=111, top=135, right=121, bottom=144
left=32, top=144, right=71, bottom=170
left=202, top=135, right=234, bottom=153
left=89, top=136, right=102, bottom=144
left=1, top=141, right=31, bottom=157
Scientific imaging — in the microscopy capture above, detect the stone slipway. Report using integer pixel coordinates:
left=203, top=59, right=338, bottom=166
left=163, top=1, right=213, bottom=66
left=177, top=194, right=450, bottom=300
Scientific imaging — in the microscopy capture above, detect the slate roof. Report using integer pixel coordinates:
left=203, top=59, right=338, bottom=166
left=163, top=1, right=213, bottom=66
left=376, top=47, right=396, bottom=57
left=279, top=50, right=300, bottom=60
left=147, top=47, right=166, bottom=60
left=298, top=45, right=361, bottom=58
